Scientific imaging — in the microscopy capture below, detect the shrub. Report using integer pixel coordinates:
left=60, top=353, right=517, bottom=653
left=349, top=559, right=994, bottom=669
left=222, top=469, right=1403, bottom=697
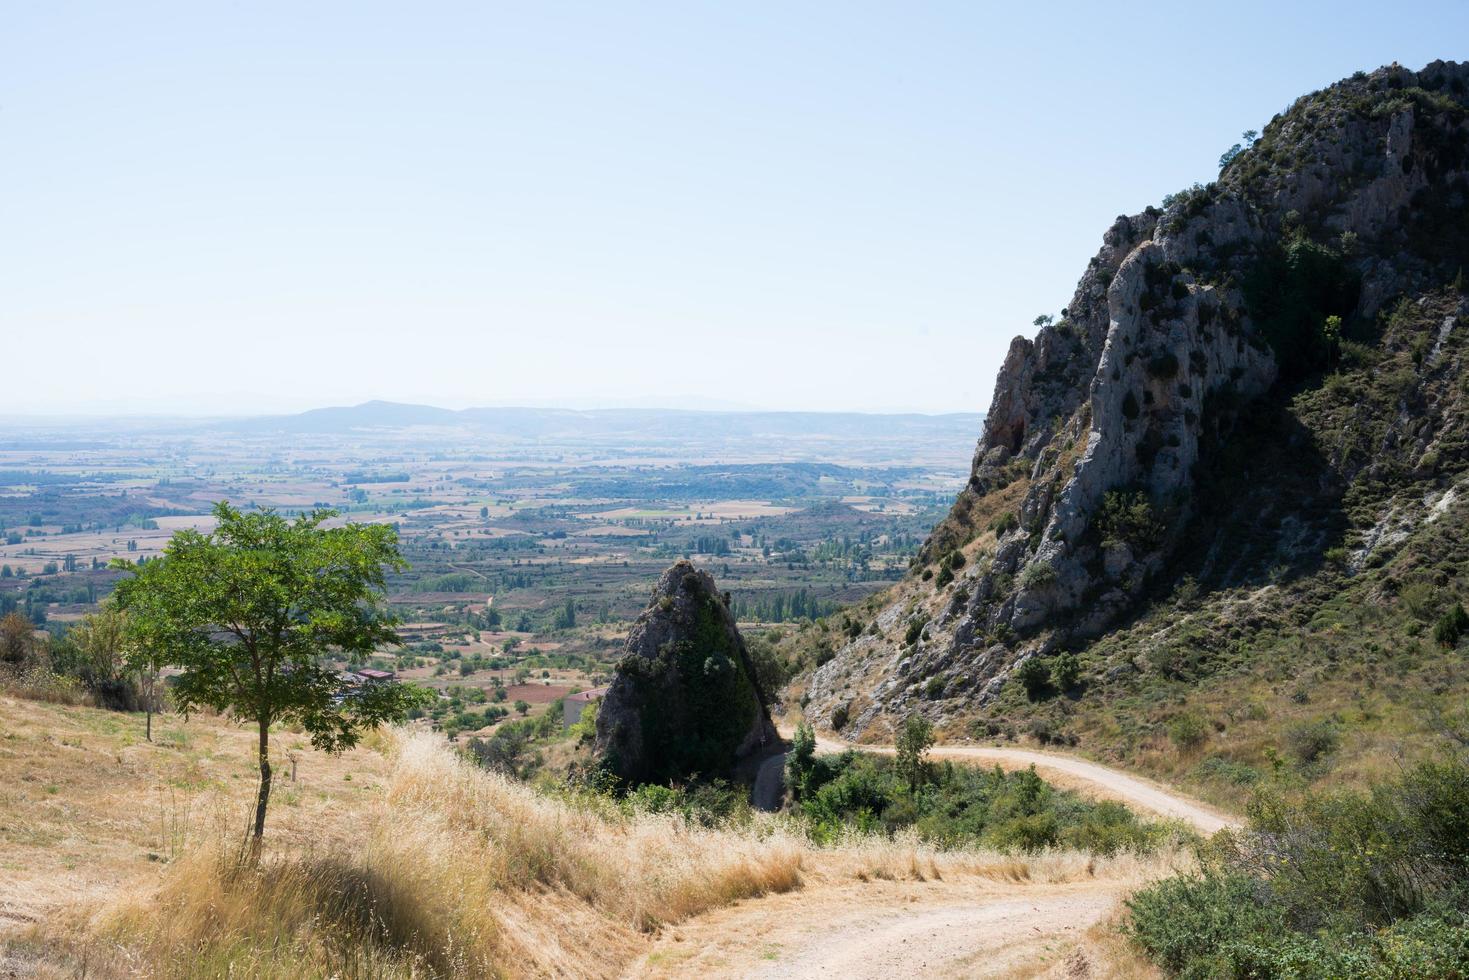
left=1095, top=489, right=1165, bottom=552
left=1018, top=561, right=1056, bottom=590
left=1014, top=657, right=1050, bottom=700
left=830, top=702, right=850, bottom=731
left=990, top=512, right=1019, bottom=535
left=1146, top=351, right=1180, bottom=379
left=1167, top=712, right=1210, bottom=751
left=1051, top=652, right=1081, bottom=691
left=1285, top=719, right=1340, bottom=767
left=1129, top=752, right=1469, bottom=978
left=935, top=566, right=954, bottom=588
left=1122, top=391, right=1141, bottom=420
left=1434, top=602, right=1468, bottom=647
left=923, top=675, right=946, bottom=700
left=903, top=616, right=928, bottom=647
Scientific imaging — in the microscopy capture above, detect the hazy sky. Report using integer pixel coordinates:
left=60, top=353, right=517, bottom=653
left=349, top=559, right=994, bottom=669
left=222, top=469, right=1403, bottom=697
left=4, top=3, right=1464, bottom=416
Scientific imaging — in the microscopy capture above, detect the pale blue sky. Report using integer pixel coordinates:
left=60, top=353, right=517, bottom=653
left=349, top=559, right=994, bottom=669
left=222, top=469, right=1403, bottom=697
left=3, top=2, right=1463, bottom=415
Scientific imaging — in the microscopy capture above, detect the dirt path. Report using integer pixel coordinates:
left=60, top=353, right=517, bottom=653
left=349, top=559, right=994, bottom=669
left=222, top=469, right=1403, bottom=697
left=800, top=732, right=1236, bottom=834
left=632, top=877, right=1138, bottom=978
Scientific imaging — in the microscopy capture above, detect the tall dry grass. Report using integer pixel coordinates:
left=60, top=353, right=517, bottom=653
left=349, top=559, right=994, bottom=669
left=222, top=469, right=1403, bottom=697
left=10, top=732, right=1190, bottom=979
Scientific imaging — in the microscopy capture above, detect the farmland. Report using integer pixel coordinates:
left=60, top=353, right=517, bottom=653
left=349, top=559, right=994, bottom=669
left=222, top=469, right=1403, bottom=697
left=0, top=404, right=977, bottom=737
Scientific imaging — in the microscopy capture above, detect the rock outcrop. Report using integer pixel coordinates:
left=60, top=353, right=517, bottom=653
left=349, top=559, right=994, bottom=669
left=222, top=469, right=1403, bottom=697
left=807, top=61, right=1469, bottom=737
left=595, top=561, right=777, bottom=783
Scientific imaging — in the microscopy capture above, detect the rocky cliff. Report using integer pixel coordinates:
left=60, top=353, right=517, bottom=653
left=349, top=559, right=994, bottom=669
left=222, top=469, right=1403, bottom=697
left=595, top=561, right=777, bottom=783
left=806, top=61, right=1469, bottom=745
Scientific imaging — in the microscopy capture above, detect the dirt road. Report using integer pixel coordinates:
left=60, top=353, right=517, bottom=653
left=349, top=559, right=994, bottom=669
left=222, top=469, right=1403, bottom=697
left=631, top=872, right=1149, bottom=979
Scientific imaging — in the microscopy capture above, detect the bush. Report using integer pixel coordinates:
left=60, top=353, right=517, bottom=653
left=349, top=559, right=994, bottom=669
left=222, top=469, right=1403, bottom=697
left=1018, top=561, right=1056, bottom=590
left=1285, top=719, right=1340, bottom=767
left=1052, top=652, right=1081, bottom=691
left=1096, top=489, right=1164, bottom=552
left=830, top=702, right=850, bottom=731
left=1129, top=751, right=1469, bottom=977
left=1014, top=657, right=1050, bottom=700
left=800, top=751, right=1167, bottom=855
left=990, top=512, right=1019, bottom=535
left=1167, top=712, right=1210, bottom=751
left=1434, top=602, right=1468, bottom=647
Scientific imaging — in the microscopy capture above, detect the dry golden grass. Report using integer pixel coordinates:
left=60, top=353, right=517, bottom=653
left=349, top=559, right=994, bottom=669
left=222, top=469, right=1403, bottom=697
left=2, top=708, right=1189, bottom=979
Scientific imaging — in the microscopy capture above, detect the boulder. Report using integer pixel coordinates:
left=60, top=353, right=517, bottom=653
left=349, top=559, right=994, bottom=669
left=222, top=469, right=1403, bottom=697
left=594, top=561, right=776, bottom=783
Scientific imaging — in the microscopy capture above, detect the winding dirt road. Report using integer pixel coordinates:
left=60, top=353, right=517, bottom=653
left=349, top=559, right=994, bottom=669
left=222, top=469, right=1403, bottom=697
left=695, top=732, right=1233, bottom=977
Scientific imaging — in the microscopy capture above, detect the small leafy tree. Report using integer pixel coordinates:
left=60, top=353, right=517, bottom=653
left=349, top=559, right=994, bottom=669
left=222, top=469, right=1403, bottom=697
left=112, top=502, right=430, bottom=852
left=896, top=715, right=935, bottom=792
left=786, top=721, right=817, bottom=799
left=66, top=602, right=138, bottom=712
left=514, top=699, right=530, bottom=716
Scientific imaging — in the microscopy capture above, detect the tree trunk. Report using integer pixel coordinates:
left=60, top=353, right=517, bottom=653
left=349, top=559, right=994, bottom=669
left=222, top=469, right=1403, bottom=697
left=146, top=707, right=152, bottom=742
left=251, top=717, right=272, bottom=857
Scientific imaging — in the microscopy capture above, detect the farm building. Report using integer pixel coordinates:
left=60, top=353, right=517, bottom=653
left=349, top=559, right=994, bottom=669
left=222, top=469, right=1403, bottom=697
left=563, top=687, right=608, bottom=730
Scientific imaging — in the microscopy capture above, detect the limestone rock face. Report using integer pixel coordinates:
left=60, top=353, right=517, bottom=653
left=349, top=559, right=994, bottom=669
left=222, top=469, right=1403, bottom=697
left=595, top=561, right=776, bottom=783
left=807, top=61, right=1469, bottom=738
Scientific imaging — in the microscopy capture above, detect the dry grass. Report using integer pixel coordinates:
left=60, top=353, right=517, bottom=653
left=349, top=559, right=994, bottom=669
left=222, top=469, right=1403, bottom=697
left=3, top=708, right=1189, bottom=979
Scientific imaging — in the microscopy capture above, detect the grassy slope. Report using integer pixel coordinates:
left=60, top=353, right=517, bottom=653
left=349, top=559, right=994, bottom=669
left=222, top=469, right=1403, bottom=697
left=1, top=697, right=1190, bottom=979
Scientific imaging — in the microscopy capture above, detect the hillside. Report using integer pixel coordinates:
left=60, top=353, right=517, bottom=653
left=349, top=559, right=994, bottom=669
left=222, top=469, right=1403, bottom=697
left=0, top=695, right=1193, bottom=978
left=798, top=60, right=1469, bottom=805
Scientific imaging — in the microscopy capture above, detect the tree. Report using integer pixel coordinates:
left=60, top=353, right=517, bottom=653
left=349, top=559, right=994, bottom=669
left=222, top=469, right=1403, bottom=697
left=0, top=611, right=35, bottom=668
left=479, top=506, right=489, bottom=519
left=514, top=699, right=530, bottom=716
left=66, top=603, right=138, bottom=712
left=895, top=715, right=935, bottom=792
left=786, top=721, right=817, bottom=799
left=111, top=502, right=430, bottom=853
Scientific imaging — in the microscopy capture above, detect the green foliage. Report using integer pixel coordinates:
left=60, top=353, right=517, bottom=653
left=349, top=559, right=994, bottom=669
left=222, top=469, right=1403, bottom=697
left=830, top=702, right=850, bottom=731
left=1243, top=236, right=1360, bottom=380
left=796, top=753, right=1169, bottom=854
left=1018, top=561, right=1056, bottom=590
left=785, top=721, right=817, bottom=798
left=990, top=512, right=1019, bottom=536
left=1434, top=602, right=1468, bottom=647
left=1051, top=652, right=1081, bottom=691
left=1129, top=752, right=1469, bottom=978
left=615, top=583, right=762, bottom=784
left=1015, top=657, right=1050, bottom=700
left=1095, top=489, right=1164, bottom=552
left=895, top=715, right=935, bottom=791
left=111, top=502, right=431, bottom=840
left=1167, top=712, right=1210, bottom=751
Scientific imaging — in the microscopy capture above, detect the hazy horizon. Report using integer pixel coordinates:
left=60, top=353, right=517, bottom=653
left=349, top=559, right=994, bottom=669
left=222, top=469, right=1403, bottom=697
left=5, top=3, right=1466, bottom=416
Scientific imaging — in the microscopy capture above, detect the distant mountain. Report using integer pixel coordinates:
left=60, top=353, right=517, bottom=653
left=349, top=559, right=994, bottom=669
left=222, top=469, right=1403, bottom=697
left=220, top=400, right=984, bottom=442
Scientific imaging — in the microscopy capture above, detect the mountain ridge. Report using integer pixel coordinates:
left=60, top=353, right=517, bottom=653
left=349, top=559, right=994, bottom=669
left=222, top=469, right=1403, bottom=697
left=796, top=61, right=1469, bottom=802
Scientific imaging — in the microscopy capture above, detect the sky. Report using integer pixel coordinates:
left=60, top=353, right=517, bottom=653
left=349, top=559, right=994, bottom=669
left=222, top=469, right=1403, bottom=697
left=3, top=2, right=1465, bottom=417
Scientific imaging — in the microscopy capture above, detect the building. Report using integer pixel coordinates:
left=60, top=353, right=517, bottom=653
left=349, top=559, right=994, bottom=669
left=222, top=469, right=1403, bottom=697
left=563, top=687, right=608, bottom=730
